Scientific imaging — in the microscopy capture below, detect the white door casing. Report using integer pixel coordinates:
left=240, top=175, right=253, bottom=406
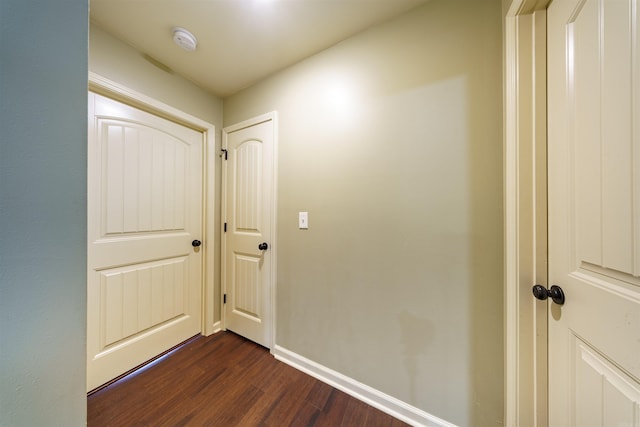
left=87, top=91, right=204, bottom=391
left=222, top=113, right=277, bottom=348
left=547, top=0, right=640, bottom=425
left=504, top=3, right=551, bottom=424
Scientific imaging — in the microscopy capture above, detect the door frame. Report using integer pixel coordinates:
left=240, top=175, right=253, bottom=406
left=504, top=1, right=551, bottom=426
left=220, top=112, right=278, bottom=349
left=88, top=72, right=218, bottom=337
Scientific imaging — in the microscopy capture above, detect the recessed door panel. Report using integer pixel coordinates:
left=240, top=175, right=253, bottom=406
left=232, top=254, right=262, bottom=320
left=99, top=257, right=188, bottom=348
left=234, top=141, right=263, bottom=233
left=575, top=338, right=640, bottom=427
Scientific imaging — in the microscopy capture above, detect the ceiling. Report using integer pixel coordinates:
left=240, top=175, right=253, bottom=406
left=90, top=0, right=428, bottom=98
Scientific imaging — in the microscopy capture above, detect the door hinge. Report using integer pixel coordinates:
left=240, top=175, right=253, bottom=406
left=223, top=294, right=227, bottom=304
left=221, top=148, right=228, bottom=160
left=224, top=222, right=227, bottom=232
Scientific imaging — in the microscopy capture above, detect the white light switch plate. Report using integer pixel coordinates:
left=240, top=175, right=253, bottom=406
left=299, top=212, right=308, bottom=229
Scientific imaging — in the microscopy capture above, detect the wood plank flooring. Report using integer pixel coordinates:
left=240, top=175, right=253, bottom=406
left=87, top=331, right=410, bottom=426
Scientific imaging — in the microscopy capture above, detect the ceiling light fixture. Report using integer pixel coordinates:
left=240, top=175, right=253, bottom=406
left=172, top=27, right=198, bottom=52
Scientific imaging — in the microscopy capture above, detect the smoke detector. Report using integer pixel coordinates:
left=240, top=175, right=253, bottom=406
left=172, top=27, right=198, bottom=52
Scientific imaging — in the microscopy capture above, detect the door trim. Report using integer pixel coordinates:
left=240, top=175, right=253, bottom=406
left=221, top=112, right=278, bottom=349
left=88, top=72, right=218, bottom=337
left=504, top=2, right=551, bottom=426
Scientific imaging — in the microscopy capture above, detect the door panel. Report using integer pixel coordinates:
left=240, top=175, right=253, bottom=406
left=223, top=118, right=274, bottom=348
left=233, top=255, right=262, bottom=320
left=87, top=92, right=203, bottom=391
left=99, top=257, right=189, bottom=347
left=547, top=0, right=640, bottom=425
left=575, top=338, right=640, bottom=426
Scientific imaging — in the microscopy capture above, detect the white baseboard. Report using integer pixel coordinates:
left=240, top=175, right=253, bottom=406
left=271, top=345, right=456, bottom=427
left=206, top=321, right=222, bottom=336
left=212, top=321, right=222, bottom=333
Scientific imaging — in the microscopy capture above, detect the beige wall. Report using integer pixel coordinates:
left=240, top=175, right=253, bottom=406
left=89, top=0, right=504, bottom=423
left=89, top=24, right=224, bottom=323
left=90, top=24, right=223, bottom=124
left=224, top=0, right=504, bottom=425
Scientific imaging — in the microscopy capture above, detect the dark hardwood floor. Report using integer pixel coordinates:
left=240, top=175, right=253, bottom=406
left=88, top=331, right=410, bottom=426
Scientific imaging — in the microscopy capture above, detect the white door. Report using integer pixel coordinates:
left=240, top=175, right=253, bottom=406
left=87, top=92, right=203, bottom=391
left=222, top=115, right=275, bottom=348
left=547, top=0, right=640, bottom=425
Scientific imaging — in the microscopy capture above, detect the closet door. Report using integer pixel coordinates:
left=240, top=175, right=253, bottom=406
left=87, top=92, right=203, bottom=391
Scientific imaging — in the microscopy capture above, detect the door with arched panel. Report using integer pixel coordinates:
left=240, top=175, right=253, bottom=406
left=547, top=0, right=640, bottom=424
left=222, top=114, right=276, bottom=348
left=87, top=92, right=203, bottom=391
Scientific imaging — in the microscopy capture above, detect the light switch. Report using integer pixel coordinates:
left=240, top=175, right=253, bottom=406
left=298, top=212, right=309, bottom=229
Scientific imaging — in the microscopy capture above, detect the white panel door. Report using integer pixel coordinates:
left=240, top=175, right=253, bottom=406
left=548, top=0, right=640, bottom=425
left=222, top=116, right=274, bottom=348
left=87, top=92, right=203, bottom=391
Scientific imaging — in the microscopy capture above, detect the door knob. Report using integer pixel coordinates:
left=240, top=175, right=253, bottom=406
left=532, top=284, right=565, bottom=305
left=258, top=242, right=268, bottom=251
left=192, top=240, right=202, bottom=247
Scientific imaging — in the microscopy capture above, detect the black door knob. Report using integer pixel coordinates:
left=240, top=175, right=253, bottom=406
left=192, top=240, right=202, bottom=247
left=258, top=242, right=268, bottom=251
left=532, top=284, right=565, bottom=305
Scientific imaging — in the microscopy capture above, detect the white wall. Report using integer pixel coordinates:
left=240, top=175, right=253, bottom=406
left=0, top=1, right=88, bottom=425
left=224, top=0, right=504, bottom=425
